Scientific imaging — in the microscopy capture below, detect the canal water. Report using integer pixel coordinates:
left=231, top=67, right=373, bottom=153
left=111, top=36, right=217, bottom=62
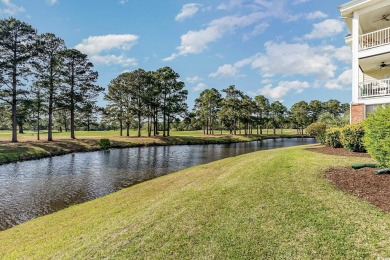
left=0, top=138, right=316, bottom=230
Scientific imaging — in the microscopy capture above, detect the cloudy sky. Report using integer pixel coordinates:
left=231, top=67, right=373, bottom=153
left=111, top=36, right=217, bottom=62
left=0, top=0, right=351, bottom=108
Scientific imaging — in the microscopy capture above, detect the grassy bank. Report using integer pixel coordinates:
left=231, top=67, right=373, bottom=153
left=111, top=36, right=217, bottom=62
left=0, top=145, right=389, bottom=259
left=0, top=132, right=304, bottom=165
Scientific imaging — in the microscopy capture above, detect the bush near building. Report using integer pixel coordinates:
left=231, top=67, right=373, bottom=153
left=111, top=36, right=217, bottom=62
left=306, top=122, right=327, bottom=144
left=340, top=123, right=366, bottom=152
left=364, top=107, right=390, bottom=167
left=325, top=128, right=343, bottom=148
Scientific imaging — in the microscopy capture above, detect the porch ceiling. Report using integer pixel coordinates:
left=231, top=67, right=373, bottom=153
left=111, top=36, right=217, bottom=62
left=360, top=52, right=390, bottom=72
left=360, top=6, right=390, bottom=33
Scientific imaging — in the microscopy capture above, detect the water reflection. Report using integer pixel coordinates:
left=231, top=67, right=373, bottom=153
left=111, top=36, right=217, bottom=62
left=0, top=138, right=316, bottom=230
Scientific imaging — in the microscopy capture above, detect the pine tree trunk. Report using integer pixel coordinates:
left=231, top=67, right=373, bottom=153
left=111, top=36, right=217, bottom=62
left=48, top=68, right=54, bottom=141
left=167, top=113, right=170, bottom=137
left=119, top=119, right=123, bottom=136
left=70, top=66, right=76, bottom=139
left=37, top=109, right=40, bottom=141
left=137, top=111, right=141, bottom=137
left=18, top=122, right=24, bottom=134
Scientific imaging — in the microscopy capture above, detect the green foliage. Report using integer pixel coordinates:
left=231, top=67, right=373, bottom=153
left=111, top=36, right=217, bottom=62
left=325, top=128, right=342, bottom=148
left=318, top=112, right=349, bottom=128
left=364, top=106, right=390, bottom=167
left=340, top=123, right=365, bottom=152
left=306, top=122, right=326, bottom=144
left=99, top=138, right=111, bottom=150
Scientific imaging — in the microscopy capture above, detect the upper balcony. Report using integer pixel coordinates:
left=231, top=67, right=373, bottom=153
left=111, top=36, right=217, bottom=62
left=359, top=79, right=390, bottom=98
left=359, top=27, right=390, bottom=50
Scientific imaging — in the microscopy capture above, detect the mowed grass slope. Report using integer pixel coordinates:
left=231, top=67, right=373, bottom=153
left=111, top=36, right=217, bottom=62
left=0, top=145, right=389, bottom=259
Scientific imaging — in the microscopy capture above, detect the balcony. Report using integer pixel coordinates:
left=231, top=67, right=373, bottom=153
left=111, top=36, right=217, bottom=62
left=359, top=79, right=390, bottom=98
left=359, top=27, right=390, bottom=51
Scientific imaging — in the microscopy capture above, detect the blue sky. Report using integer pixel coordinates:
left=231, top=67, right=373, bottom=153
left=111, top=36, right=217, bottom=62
left=0, top=0, right=351, bottom=109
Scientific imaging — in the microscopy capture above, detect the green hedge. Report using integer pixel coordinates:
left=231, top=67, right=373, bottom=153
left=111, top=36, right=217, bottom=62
left=340, top=123, right=366, bottom=152
left=306, top=122, right=327, bottom=144
left=364, top=106, right=390, bottom=167
left=325, top=128, right=342, bottom=148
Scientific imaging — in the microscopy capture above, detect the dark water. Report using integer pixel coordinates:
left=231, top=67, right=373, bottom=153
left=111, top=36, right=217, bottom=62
left=0, top=138, right=316, bottom=230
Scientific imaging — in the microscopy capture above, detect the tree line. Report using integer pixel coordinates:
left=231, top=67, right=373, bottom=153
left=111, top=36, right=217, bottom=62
left=191, top=86, right=349, bottom=136
left=0, top=17, right=102, bottom=142
left=0, top=17, right=349, bottom=142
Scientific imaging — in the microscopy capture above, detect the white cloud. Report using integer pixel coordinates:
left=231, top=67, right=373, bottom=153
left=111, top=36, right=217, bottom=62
left=165, top=12, right=266, bottom=61
left=90, top=55, right=137, bottom=67
left=210, top=42, right=348, bottom=80
left=175, top=3, right=201, bottom=22
left=75, top=34, right=139, bottom=55
left=193, top=83, right=207, bottom=92
left=304, top=19, right=344, bottom=39
left=209, top=64, right=238, bottom=78
left=186, top=76, right=203, bottom=83
left=75, top=34, right=139, bottom=67
left=306, top=11, right=328, bottom=20
left=243, top=22, right=269, bottom=41
left=210, top=56, right=255, bottom=78
left=324, top=69, right=352, bottom=90
left=119, top=0, right=128, bottom=4
left=0, top=0, right=25, bottom=15
left=259, top=81, right=310, bottom=100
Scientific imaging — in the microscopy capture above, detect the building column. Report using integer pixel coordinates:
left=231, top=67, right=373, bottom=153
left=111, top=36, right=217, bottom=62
left=352, top=11, right=360, bottom=104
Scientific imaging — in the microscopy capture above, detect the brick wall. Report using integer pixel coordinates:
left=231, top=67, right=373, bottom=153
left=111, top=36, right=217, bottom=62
left=351, top=103, right=365, bottom=124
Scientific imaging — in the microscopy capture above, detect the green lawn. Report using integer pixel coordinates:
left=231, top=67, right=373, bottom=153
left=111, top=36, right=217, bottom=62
left=0, top=129, right=298, bottom=140
left=0, top=145, right=388, bottom=259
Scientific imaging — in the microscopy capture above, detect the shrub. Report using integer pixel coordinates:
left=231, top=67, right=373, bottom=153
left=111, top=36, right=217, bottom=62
left=99, top=138, right=111, bottom=150
left=306, top=122, right=327, bottom=144
left=325, top=128, right=342, bottom=148
left=340, top=122, right=366, bottom=152
left=364, top=106, right=390, bottom=167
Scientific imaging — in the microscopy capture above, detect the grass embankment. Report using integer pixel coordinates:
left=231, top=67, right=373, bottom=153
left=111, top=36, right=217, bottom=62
left=0, top=130, right=302, bottom=165
left=0, top=145, right=389, bottom=259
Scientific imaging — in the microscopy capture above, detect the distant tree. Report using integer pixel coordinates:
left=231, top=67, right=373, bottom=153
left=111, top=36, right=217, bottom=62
left=290, top=101, right=310, bottom=134
left=30, top=81, right=47, bottom=140
left=194, top=88, right=222, bottom=135
left=58, top=49, right=101, bottom=139
left=0, top=17, right=37, bottom=142
left=33, top=33, right=66, bottom=141
left=308, top=100, right=323, bottom=123
left=254, top=95, right=270, bottom=134
left=0, top=102, right=11, bottom=129
left=340, top=103, right=350, bottom=115
left=220, top=85, right=242, bottom=135
left=269, top=101, right=287, bottom=134
left=105, top=73, right=132, bottom=136
left=126, top=69, right=149, bottom=137
left=155, top=67, right=187, bottom=137
left=324, top=99, right=341, bottom=118
left=77, top=102, right=101, bottom=131
left=16, top=98, right=33, bottom=134
left=240, top=94, right=255, bottom=135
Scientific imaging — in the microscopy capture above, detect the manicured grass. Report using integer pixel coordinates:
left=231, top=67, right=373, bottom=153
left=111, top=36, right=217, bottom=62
left=0, top=129, right=298, bottom=140
left=0, top=145, right=389, bottom=259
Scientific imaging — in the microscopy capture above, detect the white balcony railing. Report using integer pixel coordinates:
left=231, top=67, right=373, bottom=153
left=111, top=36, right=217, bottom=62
left=359, top=79, right=390, bottom=98
left=359, top=27, right=390, bottom=50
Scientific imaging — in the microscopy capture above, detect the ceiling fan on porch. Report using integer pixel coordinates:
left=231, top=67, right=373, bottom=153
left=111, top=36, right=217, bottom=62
left=379, top=62, right=390, bottom=69
left=373, top=14, right=390, bottom=22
